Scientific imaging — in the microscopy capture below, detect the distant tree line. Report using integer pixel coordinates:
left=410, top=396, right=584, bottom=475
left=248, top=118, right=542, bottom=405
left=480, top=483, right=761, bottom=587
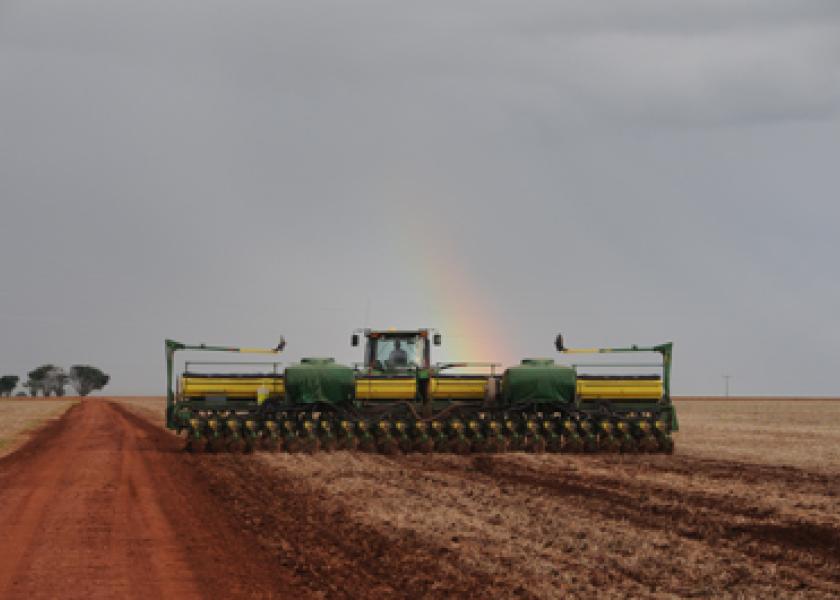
left=0, top=365, right=109, bottom=397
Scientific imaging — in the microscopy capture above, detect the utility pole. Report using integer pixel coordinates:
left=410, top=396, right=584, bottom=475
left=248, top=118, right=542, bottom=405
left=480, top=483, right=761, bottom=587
left=723, top=374, right=731, bottom=398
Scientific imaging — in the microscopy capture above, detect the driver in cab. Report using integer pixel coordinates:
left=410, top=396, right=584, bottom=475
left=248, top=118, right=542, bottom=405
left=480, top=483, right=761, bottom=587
left=387, top=340, right=409, bottom=369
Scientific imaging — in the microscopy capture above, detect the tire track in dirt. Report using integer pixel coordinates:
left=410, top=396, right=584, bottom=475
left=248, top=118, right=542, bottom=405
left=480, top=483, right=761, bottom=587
left=479, top=457, right=840, bottom=558
left=626, top=455, right=840, bottom=494
left=393, top=454, right=840, bottom=594
left=485, top=457, right=797, bottom=523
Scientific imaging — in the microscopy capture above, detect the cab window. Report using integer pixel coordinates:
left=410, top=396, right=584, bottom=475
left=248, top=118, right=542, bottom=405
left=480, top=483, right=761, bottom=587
left=374, top=336, right=425, bottom=369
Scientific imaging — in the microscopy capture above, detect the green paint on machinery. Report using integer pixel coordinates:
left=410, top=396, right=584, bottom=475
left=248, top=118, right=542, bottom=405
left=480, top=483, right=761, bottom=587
left=502, top=359, right=576, bottom=407
left=284, top=358, right=355, bottom=407
left=165, top=329, right=677, bottom=454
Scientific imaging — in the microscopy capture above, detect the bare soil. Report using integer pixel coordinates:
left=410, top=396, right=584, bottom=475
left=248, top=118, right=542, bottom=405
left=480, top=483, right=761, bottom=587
left=1, top=397, right=838, bottom=598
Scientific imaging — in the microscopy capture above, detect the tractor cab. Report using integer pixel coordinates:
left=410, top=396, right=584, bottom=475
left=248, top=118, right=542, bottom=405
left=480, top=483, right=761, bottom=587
left=350, top=328, right=490, bottom=409
left=351, top=328, right=440, bottom=372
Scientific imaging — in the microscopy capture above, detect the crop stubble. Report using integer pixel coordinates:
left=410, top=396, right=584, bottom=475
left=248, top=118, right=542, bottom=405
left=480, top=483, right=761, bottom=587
left=0, top=398, right=78, bottom=457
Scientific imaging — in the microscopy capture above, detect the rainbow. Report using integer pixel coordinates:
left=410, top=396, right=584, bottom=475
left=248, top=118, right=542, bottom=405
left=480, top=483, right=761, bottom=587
left=373, top=179, right=516, bottom=371
left=400, top=234, right=514, bottom=371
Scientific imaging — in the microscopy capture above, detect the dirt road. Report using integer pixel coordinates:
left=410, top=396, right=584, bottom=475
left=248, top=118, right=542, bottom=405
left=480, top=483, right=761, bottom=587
left=0, top=400, right=303, bottom=599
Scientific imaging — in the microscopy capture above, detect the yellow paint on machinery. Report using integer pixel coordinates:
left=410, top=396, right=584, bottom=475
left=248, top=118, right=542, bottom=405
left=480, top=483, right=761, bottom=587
left=429, top=377, right=486, bottom=400
left=180, top=376, right=285, bottom=399
left=355, top=377, right=417, bottom=400
left=576, top=378, right=663, bottom=401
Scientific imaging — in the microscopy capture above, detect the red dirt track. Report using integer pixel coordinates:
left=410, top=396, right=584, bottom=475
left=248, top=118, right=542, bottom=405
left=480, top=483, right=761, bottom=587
left=0, top=400, right=303, bottom=599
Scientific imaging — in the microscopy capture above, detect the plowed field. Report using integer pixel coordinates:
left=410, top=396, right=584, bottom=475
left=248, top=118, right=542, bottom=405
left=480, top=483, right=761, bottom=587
left=0, top=398, right=838, bottom=598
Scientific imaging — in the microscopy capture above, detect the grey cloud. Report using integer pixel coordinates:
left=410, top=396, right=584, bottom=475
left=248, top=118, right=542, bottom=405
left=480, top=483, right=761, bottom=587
left=1, top=1, right=838, bottom=395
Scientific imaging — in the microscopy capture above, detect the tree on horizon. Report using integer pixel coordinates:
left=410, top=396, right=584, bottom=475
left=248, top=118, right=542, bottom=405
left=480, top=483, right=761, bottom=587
left=69, top=365, right=110, bottom=397
left=0, top=375, right=18, bottom=397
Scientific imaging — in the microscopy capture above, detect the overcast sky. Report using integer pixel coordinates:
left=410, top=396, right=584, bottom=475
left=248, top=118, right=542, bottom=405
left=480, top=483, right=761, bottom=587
left=1, top=1, right=839, bottom=395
